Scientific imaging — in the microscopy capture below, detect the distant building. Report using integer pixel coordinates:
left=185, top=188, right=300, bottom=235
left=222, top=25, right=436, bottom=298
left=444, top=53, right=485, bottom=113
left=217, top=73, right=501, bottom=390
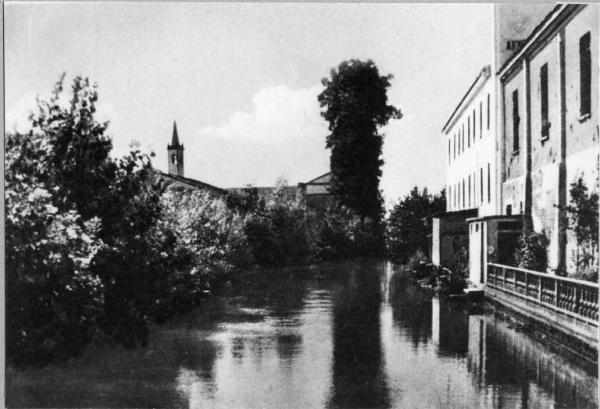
left=159, top=121, right=227, bottom=196
left=298, top=172, right=335, bottom=211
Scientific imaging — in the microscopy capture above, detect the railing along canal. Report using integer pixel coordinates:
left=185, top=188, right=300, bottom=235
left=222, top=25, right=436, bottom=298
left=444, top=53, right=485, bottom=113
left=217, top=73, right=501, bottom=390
left=487, top=263, right=599, bottom=326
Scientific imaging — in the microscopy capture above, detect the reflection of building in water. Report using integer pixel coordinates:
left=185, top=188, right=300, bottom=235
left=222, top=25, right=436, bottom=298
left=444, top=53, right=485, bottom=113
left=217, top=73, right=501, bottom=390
left=466, top=315, right=598, bottom=408
left=467, top=314, right=487, bottom=389
left=430, top=297, right=469, bottom=357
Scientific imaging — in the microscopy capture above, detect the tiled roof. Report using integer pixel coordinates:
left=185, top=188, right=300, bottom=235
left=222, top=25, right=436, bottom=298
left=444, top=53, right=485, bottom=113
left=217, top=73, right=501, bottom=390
left=159, top=171, right=228, bottom=195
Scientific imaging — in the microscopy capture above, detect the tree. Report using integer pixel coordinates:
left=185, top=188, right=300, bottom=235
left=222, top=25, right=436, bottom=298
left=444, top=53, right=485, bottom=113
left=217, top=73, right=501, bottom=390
left=386, top=187, right=445, bottom=263
left=318, top=59, right=402, bottom=222
left=563, top=177, right=598, bottom=279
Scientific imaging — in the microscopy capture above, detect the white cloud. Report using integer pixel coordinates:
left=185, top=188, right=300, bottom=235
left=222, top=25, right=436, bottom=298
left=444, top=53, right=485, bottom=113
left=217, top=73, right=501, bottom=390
left=5, top=92, right=38, bottom=133
left=197, top=84, right=326, bottom=146
left=183, top=84, right=331, bottom=187
left=5, top=91, right=116, bottom=134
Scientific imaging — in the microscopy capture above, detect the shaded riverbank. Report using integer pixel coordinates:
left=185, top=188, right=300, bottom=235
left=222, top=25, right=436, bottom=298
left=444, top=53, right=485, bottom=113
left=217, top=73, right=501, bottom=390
left=7, top=261, right=598, bottom=408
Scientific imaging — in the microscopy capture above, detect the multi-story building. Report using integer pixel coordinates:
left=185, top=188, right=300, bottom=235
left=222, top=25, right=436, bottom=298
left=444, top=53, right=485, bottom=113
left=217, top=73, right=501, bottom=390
left=443, top=66, right=496, bottom=217
left=498, top=3, right=599, bottom=274
left=432, top=3, right=560, bottom=288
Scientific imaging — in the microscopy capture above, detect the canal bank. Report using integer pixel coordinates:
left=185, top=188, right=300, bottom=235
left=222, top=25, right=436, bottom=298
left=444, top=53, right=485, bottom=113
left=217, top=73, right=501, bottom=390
left=485, top=263, right=599, bottom=359
left=6, top=261, right=598, bottom=408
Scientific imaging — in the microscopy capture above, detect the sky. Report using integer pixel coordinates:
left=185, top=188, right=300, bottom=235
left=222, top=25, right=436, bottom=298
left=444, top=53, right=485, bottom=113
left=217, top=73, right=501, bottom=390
left=5, top=2, right=493, bottom=208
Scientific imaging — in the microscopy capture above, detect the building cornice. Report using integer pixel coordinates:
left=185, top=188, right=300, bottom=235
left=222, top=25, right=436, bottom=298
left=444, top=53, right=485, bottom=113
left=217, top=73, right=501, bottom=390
left=441, top=65, right=491, bottom=134
left=498, top=4, right=584, bottom=81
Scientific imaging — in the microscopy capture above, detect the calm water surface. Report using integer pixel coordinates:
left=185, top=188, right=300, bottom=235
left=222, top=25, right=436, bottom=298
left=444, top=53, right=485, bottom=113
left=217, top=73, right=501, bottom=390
left=7, top=261, right=598, bottom=408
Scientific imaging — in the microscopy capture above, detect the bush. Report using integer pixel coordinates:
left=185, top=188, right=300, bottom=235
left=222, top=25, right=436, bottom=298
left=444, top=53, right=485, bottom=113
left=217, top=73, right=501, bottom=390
left=156, top=189, right=251, bottom=317
left=230, top=179, right=310, bottom=267
left=514, top=225, right=549, bottom=272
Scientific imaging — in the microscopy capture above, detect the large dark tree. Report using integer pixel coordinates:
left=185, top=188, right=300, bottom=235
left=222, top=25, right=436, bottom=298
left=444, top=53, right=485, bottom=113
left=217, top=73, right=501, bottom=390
left=318, top=59, right=402, bottom=222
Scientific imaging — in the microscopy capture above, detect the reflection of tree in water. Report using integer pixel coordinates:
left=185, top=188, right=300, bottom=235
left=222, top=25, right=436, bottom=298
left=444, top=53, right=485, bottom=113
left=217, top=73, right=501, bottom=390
left=276, top=333, right=302, bottom=364
left=235, top=268, right=311, bottom=314
left=468, top=316, right=598, bottom=409
left=388, top=272, right=432, bottom=349
left=327, top=263, right=391, bottom=409
left=174, top=336, right=220, bottom=399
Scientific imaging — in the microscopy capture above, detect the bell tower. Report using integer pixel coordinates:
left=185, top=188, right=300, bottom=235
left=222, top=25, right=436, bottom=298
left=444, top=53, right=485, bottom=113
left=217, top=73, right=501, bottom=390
left=167, top=121, right=184, bottom=176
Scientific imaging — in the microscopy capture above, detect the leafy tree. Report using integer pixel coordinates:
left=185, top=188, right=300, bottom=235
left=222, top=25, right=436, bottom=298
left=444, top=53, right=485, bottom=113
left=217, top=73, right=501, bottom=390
left=386, top=187, right=446, bottom=264
left=226, top=186, right=264, bottom=216
left=5, top=130, right=104, bottom=367
left=563, top=177, right=598, bottom=279
left=31, top=74, right=117, bottom=221
left=318, top=59, right=402, bottom=223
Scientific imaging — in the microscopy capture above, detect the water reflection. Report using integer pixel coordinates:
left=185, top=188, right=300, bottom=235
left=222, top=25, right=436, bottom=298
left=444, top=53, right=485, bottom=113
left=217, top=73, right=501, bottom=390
left=467, top=314, right=598, bottom=409
left=6, top=261, right=598, bottom=409
left=327, top=263, right=391, bottom=409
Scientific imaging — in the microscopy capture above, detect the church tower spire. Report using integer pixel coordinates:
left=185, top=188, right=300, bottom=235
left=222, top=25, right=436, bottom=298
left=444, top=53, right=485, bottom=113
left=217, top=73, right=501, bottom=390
left=167, top=121, right=184, bottom=176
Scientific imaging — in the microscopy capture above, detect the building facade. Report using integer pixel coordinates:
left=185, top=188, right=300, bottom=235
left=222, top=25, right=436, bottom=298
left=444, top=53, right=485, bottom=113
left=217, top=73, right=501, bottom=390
left=498, top=4, right=599, bottom=274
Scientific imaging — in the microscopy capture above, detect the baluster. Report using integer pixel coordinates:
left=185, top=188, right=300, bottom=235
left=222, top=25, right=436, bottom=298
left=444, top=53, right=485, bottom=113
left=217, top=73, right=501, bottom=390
left=555, top=279, right=559, bottom=308
left=537, top=276, right=542, bottom=302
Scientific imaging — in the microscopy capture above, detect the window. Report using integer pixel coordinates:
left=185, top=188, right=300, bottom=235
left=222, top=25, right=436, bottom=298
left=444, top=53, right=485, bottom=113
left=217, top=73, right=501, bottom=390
left=462, top=179, right=465, bottom=208
left=473, top=109, right=476, bottom=142
left=479, top=101, right=483, bottom=138
left=580, top=32, right=591, bottom=117
left=480, top=167, right=483, bottom=203
left=512, top=89, right=520, bottom=152
left=171, top=154, right=177, bottom=164
left=453, top=133, right=456, bottom=159
left=468, top=175, right=471, bottom=207
left=462, top=124, right=465, bottom=152
left=506, top=204, right=512, bottom=216
left=487, top=93, right=490, bottom=130
left=540, top=63, right=550, bottom=138
left=487, top=163, right=491, bottom=203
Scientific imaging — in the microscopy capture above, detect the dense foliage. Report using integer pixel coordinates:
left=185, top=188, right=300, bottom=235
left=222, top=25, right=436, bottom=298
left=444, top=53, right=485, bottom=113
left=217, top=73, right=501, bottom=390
left=311, top=205, right=384, bottom=261
left=564, top=177, right=598, bottom=280
left=5, top=76, right=251, bottom=366
left=227, top=180, right=310, bottom=267
left=318, top=59, right=402, bottom=223
left=386, top=187, right=446, bottom=264
left=514, top=219, right=549, bottom=272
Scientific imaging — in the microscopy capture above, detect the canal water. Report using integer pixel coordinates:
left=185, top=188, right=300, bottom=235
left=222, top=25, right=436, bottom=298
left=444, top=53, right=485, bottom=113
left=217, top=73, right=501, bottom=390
left=7, top=261, right=598, bottom=408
